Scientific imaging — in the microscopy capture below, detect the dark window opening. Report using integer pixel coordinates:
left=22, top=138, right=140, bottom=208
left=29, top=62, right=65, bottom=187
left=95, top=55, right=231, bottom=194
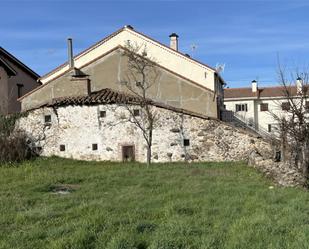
left=133, top=109, right=140, bottom=116
left=44, top=115, right=51, bottom=124
left=275, top=151, right=281, bottom=162
left=235, top=104, right=248, bottom=112
left=305, top=101, right=309, bottom=110
left=268, top=124, right=272, bottom=132
left=92, top=144, right=98, bottom=151
left=281, top=102, right=290, bottom=111
left=60, top=145, right=65, bottom=152
left=183, top=139, right=190, bottom=146
left=17, top=84, right=24, bottom=98
left=100, top=111, right=106, bottom=118
left=260, top=103, right=268, bottom=112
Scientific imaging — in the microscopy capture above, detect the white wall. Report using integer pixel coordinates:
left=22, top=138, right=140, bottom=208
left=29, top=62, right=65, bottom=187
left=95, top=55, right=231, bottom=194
left=224, top=97, right=292, bottom=134
left=224, top=99, right=255, bottom=125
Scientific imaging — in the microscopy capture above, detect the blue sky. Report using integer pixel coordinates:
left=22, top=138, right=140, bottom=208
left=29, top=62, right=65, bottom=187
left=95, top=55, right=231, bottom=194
left=1, top=0, right=309, bottom=88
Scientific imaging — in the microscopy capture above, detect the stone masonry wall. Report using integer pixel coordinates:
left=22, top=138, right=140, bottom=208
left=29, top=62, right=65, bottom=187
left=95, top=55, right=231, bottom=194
left=17, top=104, right=272, bottom=163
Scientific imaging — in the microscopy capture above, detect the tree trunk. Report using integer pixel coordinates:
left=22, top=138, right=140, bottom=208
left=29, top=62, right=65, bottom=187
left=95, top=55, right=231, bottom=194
left=147, top=145, right=151, bottom=166
left=280, top=129, right=287, bottom=162
left=301, top=143, right=309, bottom=183
left=146, top=128, right=153, bottom=166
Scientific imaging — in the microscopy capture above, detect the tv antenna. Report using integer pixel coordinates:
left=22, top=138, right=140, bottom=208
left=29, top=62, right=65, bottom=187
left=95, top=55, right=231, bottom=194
left=215, top=63, right=225, bottom=74
left=190, top=43, right=198, bottom=58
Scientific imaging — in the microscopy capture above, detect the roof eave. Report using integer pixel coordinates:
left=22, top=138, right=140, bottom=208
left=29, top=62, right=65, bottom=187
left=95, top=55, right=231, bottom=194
left=0, top=47, right=40, bottom=79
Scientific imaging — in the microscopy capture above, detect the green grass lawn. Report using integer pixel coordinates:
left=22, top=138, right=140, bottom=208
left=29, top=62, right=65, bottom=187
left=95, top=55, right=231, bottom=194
left=0, top=158, right=309, bottom=249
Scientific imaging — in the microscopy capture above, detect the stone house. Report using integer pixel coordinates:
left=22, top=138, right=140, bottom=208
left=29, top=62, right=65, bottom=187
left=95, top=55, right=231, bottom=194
left=19, top=25, right=225, bottom=119
left=224, top=79, right=306, bottom=136
left=18, top=25, right=269, bottom=163
left=0, top=47, right=40, bottom=114
left=18, top=88, right=271, bottom=162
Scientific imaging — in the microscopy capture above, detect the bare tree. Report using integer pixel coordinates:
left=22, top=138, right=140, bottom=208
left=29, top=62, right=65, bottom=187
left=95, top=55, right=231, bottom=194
left=121, top=41, right=161, bottom=165
left=270, top=65, right=309, bottom=181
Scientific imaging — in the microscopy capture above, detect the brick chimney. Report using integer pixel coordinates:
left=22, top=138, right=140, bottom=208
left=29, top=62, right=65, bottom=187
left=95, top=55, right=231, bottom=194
left=169, top=33, right=179, bottom=51
left=252, top=80, right=258, bottom=93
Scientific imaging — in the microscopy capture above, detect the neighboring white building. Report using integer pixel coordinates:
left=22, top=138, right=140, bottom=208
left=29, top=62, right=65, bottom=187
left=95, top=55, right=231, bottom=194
left=224, top=80, right=306, bottom=136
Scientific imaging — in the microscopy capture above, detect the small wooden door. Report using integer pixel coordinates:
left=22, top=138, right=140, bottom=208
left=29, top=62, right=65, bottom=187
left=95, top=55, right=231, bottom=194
left=122, top=145, right=135, bottom=162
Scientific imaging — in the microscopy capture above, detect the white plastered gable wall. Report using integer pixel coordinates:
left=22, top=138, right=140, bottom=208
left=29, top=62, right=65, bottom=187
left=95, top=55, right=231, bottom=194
left=40, top=27, right=216, bottom=90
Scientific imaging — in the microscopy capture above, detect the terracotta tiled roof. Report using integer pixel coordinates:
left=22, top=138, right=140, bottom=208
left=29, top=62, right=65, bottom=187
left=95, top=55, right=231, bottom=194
left=43, top=88, right=215, bottom=120
left=224, top=86, right=298, bottom=99
left=49, top=88, right=146, bottom=107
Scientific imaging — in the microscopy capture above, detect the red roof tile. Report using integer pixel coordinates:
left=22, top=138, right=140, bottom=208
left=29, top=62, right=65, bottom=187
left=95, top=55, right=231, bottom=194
left=224, top=86, right=298, bottom=99
left=41, top=88, right=215, bottom=120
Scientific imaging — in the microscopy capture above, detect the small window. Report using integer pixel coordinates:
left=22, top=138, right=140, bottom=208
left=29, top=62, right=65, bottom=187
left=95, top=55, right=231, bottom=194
left=60, top=145, right=65, bottom=152
left=281, top=102, right=290, bottom=111
left=44, top=115, right=51, bottom=124
left=17, top=84, right=24, bottom=98
left=235, top=104, right=248, bottom=112
left=100, top=111, right=106, bottom=118
left=92, top=144, right=98, bottom=151
left=268, top=124, right=272, bottom=132
left=133, top=109, right=140, bottom=116
left=183, top=139, right=190, bottom=146
left=260, top=103, right=268, bottom=112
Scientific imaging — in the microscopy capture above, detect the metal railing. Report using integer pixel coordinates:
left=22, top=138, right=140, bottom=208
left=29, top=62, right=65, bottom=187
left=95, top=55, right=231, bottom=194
left=225, top=111, right=277, bottom=140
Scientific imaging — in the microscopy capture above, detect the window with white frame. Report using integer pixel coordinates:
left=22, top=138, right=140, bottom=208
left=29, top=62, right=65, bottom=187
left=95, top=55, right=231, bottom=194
left=235, top=104, right=248, bottom=112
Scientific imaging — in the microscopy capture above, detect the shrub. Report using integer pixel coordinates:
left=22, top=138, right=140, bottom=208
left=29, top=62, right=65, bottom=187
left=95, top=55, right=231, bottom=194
left=0, top=113, right=35, bottom=164
left=0, top=133, right=33, bottom=164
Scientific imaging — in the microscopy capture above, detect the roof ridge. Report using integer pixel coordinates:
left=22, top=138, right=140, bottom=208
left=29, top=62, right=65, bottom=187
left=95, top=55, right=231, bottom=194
left=226, top=85, right=297, bottom=90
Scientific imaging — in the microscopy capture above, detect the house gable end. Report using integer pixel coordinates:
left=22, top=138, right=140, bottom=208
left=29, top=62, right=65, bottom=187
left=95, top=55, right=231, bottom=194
left=20, top=47, right=218, bottom=118
left=39, top=27, right=216, bottom=90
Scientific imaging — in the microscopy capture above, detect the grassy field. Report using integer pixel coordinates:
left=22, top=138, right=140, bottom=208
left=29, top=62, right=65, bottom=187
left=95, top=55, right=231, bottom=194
left=0, top=158, right=309, bottom=249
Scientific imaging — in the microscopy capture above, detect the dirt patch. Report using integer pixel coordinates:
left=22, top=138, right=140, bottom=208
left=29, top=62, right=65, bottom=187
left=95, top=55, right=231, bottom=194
left=49, top=184, right=80, bottom=194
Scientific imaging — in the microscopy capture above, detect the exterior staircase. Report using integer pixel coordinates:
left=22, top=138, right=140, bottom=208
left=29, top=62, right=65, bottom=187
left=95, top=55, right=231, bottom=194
left=221, top=110, right=274, bottom=140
